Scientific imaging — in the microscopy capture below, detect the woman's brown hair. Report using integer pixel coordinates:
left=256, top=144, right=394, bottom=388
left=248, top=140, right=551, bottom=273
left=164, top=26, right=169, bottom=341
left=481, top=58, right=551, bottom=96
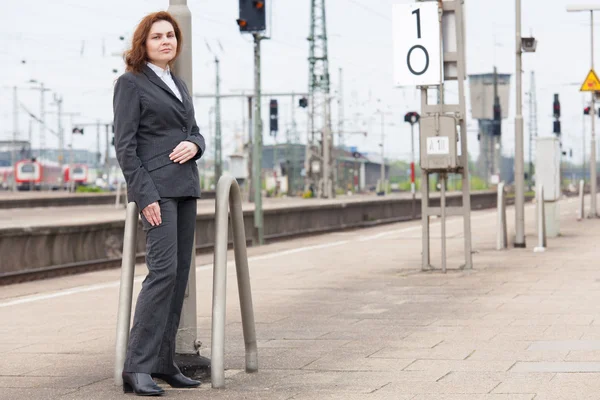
left=124, top=11, right=182, bottom=73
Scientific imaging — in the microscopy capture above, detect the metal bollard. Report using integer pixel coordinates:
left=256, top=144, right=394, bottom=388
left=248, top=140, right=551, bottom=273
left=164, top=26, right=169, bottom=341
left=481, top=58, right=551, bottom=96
left=496, top=182, right=508, bottom=250
left=211, top=175, right=258, bottom=389
left=533, top=186, right=547, bottom=253
left=114, top=202, right=139, bottom=385
left=578, top=180, right=585, bottom=221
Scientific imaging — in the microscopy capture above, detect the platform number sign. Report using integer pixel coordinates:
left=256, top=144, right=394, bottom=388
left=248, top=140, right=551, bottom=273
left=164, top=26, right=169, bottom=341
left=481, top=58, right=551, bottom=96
left=393, top=2, right=442, bottom=87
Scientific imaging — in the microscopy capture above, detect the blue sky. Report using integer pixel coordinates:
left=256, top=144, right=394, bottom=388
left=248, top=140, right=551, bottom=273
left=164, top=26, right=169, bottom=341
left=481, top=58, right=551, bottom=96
left=0, top=0, right=597, bottom=164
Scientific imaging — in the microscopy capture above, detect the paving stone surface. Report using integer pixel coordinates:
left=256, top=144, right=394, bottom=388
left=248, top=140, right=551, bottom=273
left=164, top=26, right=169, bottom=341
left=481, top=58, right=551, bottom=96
left=0, top=195, right=599, bottom=399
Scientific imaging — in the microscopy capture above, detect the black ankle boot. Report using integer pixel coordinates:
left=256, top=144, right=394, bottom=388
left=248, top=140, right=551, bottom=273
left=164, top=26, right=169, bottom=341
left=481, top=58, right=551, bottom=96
left=122, top=372, right=165, bottom=396
left=151, top=371, right=201, bottom=388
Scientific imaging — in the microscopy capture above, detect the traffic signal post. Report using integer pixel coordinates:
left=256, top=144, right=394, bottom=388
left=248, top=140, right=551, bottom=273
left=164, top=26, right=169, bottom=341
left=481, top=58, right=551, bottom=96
left=404, top=111, right=420, bottom=219
left=269, top=99, right=279, bottom=190
left=237, top=0, right=268, bottom=244
left=492, top=67, right=502, bottom=184
left=251, top=32, right=265, bottom=245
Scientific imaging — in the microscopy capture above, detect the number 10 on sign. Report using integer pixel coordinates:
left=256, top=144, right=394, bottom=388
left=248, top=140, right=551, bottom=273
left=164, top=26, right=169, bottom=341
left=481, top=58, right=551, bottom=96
left=393, top=2, right=442, bottom=87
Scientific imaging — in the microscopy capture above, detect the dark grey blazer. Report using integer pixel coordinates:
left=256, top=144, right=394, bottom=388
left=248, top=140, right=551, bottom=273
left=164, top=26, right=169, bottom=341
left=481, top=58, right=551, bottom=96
left=113, top=64, right=206, bottom=211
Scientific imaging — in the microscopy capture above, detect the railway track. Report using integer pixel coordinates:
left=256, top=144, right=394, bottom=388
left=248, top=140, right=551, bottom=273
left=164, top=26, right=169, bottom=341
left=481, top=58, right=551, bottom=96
left=1, top=191, right=535, bottom=286
left=0, top=214, right=416, bottom=286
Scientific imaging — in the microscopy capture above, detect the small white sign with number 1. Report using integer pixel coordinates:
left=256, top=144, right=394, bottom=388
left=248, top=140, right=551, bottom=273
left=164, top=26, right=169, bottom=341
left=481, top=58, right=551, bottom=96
left=393, top=2, right=442, bottom=87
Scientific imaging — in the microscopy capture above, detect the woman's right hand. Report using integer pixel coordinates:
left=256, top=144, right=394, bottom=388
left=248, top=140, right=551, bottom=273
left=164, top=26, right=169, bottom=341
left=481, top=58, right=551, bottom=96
left=142, top=201, right=161, bottom=226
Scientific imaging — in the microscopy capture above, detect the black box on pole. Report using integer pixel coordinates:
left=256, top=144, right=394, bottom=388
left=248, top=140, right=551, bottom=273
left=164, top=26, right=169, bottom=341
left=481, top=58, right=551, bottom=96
left=237, top=0, right=266, bottom=32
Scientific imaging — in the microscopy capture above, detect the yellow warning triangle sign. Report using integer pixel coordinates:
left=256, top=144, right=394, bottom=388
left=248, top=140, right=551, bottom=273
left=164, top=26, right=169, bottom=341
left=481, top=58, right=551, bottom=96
left=580, top=69, right=600, bottom=92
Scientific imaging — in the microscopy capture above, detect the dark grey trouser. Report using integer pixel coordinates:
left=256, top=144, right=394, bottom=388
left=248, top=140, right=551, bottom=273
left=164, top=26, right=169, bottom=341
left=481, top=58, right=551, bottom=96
left=123, top=197, right=197, bottom=374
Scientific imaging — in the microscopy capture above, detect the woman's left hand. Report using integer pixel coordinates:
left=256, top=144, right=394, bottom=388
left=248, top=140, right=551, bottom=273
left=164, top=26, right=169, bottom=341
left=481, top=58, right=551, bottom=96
left=170, top=141, right=199, bottom=164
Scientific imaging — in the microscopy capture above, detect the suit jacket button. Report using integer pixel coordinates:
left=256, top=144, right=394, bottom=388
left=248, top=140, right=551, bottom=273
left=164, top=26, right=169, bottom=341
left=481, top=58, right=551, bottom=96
left=182, top=127, right=187, bottom=133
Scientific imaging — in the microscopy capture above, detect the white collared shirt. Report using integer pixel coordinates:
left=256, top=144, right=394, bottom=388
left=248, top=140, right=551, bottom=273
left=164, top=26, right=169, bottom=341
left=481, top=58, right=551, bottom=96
left=146, top=62, right=182, bottom=102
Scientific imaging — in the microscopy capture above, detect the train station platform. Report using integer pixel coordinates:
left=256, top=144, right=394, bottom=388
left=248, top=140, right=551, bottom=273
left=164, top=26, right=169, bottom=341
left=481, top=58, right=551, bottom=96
left=2, top=190, right=507, bottom=281
left=0, top=193, right=404, bottom=229
left=1, top=196, right=599, bottom=399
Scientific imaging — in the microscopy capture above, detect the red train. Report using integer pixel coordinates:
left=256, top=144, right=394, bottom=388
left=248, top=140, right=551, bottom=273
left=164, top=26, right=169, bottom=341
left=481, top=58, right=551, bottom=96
left=13, top=159, right=89, bottom=190
left=63, top=164, right=88, bottom=186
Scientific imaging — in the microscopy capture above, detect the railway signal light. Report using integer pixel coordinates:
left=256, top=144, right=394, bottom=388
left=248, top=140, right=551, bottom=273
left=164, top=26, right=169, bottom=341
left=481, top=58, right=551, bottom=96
left=492, top=104, right=501, bottom=136
left=269, top=99, right=278, bottom=136
left=553, top=94, right=561, bottom=118
left=403, top=111, right=420, bottom=125
left=553, top=94, right=561, bottom=136
left=237, top=0, right=266, bottom=32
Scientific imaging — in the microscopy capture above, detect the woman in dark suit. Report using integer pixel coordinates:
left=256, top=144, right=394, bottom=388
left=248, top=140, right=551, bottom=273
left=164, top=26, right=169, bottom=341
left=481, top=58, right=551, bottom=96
left=113, top=11, right=205, bottom=396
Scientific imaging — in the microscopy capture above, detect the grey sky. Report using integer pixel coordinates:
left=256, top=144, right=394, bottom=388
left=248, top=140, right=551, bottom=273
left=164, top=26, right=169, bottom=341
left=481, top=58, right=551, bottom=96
left=0, top=0, right=597, bottom=165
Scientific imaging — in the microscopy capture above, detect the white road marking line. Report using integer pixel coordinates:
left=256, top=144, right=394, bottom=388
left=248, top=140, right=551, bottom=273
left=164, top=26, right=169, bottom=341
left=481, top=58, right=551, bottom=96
left=0, top=241, right=351, bottom=308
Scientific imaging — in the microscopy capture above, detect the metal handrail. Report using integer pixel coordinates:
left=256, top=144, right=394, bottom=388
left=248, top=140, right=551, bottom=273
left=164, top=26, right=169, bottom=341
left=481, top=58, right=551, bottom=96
left=211, top=175, right=258, bottom=389
left=533, top=185, right=547, bottom=253
left=114, top=202, right=139, bottom=385
left=496, top=182, right=508, bottom=250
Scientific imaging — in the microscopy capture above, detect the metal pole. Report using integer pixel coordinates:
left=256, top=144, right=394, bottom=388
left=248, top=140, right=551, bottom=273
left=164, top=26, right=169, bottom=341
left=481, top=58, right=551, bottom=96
left=28, top=119, right=32, bottom=160
left=207, top=107, right=214, bottom=189
left=497, top=182, right=508, bottom=249
left=578, top=179, right=585, bottom=221
left=252, top=33, right=264, bottom=245
left=247, top=96, right=254, bottom=201
left=304, top=98, right=311, bottom=193
left=104, top=124, right=110, bottom=188
left=291, top=94, right=298, bottom=143
left=420, top=86, right=430, bottom=271
left=52, top=94, right=64, bottom=187
left=533, top=185, right=547, bottom=252
left=514, top=0, right=526, bottom=247
left=354, top=161, right=359, bottom=193
left=323, top=96, right=331, bottom=198
left=338, top=68, right=344, bottom=148
left=274, top=132, right=278, bottom=194
left=528, top=71, right=536, bottom=189
left=529, top=86, right=533, bottom=189
left=421, top=169, right=430, bottom=270
left=493, top=66, right=501, bottom=181
left=380, top=113, right=385, bottom=194
left=69, top=137, right=74, bottom=193
left=114, top=202, right=139, bottom=385
left=441, top=173, right=447, bottom=274
left=288, top=93, right=295, bottom=195
left=215, top=57, right=223, bottom=182
left=455, top=0, right=473, bottom=269
left=96, top=120, right=101, bottom=171
left=168, top=0, right=200, bottom=361
left=11, top=87, right=18, bottom=192
left=589, top=10, right=597, bottom=217
left=39, top=83, right=46, bottom=162
left=583, top=95, right=587, bottom=183
left=411, top=122, right=416, bottom=218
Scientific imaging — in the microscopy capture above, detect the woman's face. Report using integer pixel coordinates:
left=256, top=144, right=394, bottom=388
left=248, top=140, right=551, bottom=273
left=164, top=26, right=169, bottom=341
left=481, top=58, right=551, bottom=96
left=146, top=20, right=177, bottom=68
